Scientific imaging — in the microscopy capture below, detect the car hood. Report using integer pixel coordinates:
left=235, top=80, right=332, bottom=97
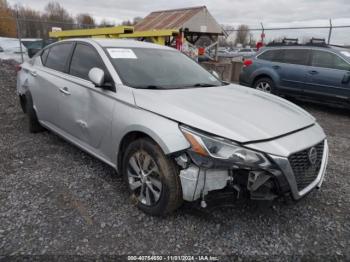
left=132, top=84, right=316, bottom=143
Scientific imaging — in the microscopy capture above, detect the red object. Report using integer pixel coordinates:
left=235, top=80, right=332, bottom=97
left=256, top=41, right=263, bottom=50
left=198, top=47, right=205, bottom=55
left=243, top=59, right=253, bottom=67
left=175, top=34, right=183, bottom=50
left=15, top=64, right=22, bottom=73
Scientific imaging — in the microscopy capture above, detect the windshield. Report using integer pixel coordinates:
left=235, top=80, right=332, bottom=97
left=105, top=47, right=223, bottom=89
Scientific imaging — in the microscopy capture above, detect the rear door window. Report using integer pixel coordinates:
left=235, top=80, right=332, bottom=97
left=69, top=43, right=106, bottom=81
left=311, top=50, right=350, bottom=71
left=282, top=49, right=310, bottom=65
left=258, top=49, right=284, bottom=62
left=45, top=42, right=74, bottom=72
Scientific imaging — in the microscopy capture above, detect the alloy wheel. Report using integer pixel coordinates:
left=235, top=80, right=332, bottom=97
left=256, top=81, right=272, bottom=93
left=127, top=150, right=162, bottom=206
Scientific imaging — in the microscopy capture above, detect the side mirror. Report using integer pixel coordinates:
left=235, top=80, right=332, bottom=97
left=211, top=70, right=220, bottom=79
left=88, top=67, right=105, bottom=87
left=0, top=47, right=3, bottom=53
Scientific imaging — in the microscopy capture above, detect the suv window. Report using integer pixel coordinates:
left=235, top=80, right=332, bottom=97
left=311, top=50, right=350, bottom=70
left=69, top=43, right=105, bottom=80
left=258, top=49, right=284, bottom=62
left=282, top=49, right=310, bottom=65
left=41, top=48, right=49, bottom=65
left=45, top=43, right=73, bottom=72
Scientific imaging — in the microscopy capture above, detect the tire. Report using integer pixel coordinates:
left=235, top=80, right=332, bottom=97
left=122, top=138, right=183, bottom=216
left=19, top=95, right=27, bottom=113
left=253, top=77, right=275, bottom=94
left=25, top=92, right=45, bottom=133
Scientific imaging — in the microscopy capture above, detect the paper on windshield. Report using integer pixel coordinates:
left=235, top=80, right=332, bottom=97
left=340, top=51, right=350, bottom=57
left=107, top=48, right=137, bottom=59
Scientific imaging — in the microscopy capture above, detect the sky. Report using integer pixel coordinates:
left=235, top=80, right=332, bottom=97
left=8, top=0, right=350, bottom=45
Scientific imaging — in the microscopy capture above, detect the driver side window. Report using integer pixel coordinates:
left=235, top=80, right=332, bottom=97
left=311, top=50, right=350, bottom=71
left=69, top=43, right=107, bottom=81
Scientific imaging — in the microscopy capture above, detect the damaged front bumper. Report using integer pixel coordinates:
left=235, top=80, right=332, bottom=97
left=176, top=140, right=329, bottom=203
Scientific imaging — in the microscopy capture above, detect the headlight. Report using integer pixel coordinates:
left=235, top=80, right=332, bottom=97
left=180, top=126, right=271, bottom=168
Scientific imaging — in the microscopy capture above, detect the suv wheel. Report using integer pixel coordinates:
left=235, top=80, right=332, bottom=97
left=122, top=138, right=183, bottom=216
left=254, top=77, right=274, bottom=94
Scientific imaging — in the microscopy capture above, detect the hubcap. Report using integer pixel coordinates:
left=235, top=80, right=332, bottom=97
left=256, top=81, right=272, bottom=93
left=127, top=150, right=162, bottom=206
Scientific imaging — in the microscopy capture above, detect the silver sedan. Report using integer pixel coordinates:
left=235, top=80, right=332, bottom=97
left=17, top=39, right=328, bottom=216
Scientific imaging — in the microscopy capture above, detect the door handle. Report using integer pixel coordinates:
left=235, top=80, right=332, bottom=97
left=308, top=70, right=318, bottom=75
left=59, top=87, right=71, bottom=95
left=272, top=65, right=280, bottom=70
left=30, top=70, right=37, bottom=77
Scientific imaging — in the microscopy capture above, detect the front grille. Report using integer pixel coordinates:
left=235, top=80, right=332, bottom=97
left=288, top=141, right=325, bottom=191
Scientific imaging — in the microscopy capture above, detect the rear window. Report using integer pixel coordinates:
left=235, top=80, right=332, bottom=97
left=258, top=49, right=284, bottom=62
left=45, top=43, right=73, bottom=72
left=258, top=49, right=310, bottom=65
left=283, top=49, right=310, bottom=65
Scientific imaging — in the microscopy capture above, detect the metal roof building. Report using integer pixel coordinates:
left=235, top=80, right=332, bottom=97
left=135, top=6, right=223, bottom=35
left=135, top=6, right=224, bottom=59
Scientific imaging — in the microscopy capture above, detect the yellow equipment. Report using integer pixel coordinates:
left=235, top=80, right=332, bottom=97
left=49, top=26, right=179, bottom=46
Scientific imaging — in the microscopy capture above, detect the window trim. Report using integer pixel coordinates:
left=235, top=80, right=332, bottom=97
left=40, top=47, right=50, bottom=65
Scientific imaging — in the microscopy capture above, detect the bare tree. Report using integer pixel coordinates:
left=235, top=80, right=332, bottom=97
left=98, top=19, right=115, bottom=28
left=235, top=24, right=249, bottom=46
left=16, top=4, right=42, bottom=38
left=76, top=13, right=95, bottom=28
left=43, top=1, right=74, bottom=30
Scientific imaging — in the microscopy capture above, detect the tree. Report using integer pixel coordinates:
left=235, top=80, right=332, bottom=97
left=43, top=1, right=74, bottom=30
left=0, top=0, right=16, bottom=37
left=98, top=19, right=115, bottom=28
left=235, top=24, right=249, bottom=46
left=16, top=4, right=42, bottom=38
left=76, top=13, right=95, bottom=28
left=120, top=16, right=143, bottom=26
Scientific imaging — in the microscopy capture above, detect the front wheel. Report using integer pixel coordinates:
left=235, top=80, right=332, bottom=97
left=122, top=138, right=183, bottom=216
left=254, top=77, right=275, bottom=94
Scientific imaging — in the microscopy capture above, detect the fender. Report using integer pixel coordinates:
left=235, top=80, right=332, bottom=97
left=110, top=103, right=190, bottom=170
left=251, top=67, right=281, bottom=87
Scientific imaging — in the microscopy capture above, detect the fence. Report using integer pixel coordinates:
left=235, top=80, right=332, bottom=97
left=223, top=20, right=350, bottom=47
left=1, top=16, right=350, bottom=64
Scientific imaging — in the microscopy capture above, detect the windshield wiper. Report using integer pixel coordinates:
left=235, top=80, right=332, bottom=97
left=186, top=83, right=221, bottom=88
left=133, top=85, right=165, bottom=89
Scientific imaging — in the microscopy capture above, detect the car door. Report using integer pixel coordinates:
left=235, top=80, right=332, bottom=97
left=276, top=49, right=311, bottom=95
left=304, top=49, right=350, bottom=103
left=61, top=42, right=115, bottom=151
left=29, top=42, right=74, bottom=126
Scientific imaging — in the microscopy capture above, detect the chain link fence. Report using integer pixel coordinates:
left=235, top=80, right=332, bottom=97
left=1, top=16, right=350, bottom=64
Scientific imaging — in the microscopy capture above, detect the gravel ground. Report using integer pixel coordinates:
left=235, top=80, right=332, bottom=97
left=0, top=60, right=349, bottom=260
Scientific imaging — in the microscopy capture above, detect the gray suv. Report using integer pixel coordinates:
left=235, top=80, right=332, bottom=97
left=17, top=39, right=328, bottom=216
left=239, top=43, right=350, bottom=108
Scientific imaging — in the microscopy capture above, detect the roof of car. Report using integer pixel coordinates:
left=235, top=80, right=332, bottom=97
left=62, top=38, right=173, bottom=50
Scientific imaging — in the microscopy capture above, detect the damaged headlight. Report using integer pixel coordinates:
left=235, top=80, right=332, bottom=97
left=180, top=125, right=271, bottom=169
